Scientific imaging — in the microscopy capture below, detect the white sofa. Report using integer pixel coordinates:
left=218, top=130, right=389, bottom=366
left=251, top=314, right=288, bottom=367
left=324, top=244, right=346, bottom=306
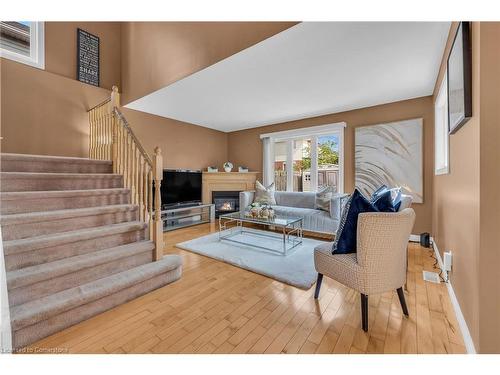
left=239, top=191, right=349, bottom=235
left=239, top=190, right=413, bottom=236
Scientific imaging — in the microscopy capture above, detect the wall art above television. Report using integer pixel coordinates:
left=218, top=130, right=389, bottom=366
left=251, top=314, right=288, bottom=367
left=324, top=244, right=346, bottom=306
left=447, top=21, right=472, bottom=134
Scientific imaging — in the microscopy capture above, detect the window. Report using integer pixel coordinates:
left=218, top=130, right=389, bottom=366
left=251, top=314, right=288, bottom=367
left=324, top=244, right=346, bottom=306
left=435, top=72, right=449, bottom=175
left=0, top=21, right=44, bottom=69
left=262, top=123, right=345, bottom=193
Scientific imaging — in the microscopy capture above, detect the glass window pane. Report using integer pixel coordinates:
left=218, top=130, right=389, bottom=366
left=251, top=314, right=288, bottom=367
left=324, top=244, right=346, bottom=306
left=273, top=141, right=287, bottom=191
left=292, top=138, right=311, bottom=192
left=317, top=135, right=339, bottom=193
left=0, top=21, right=31, bottom=56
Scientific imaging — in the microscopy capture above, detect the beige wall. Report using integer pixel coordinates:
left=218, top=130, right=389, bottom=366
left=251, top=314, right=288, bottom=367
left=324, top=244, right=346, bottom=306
left=45, top=22, right=122, bottom=90
left=121, top=107, right=227, bottom=170
left=2, top=22, right=292, bottom=168
left=0, top=57, right=228, bottom=168
left=228, top=97, right=434, bottom=234
left=432, top=22, right=500, bottom=353
left=120, top=22, right=297, bottom=104
left=0, top=58, right=110, bottom=157
left=1, top=22, right=123, bottom=157
left=2, top=22, right=235, bottom=167
left=432, top=22, right=481, bottom=350
left=477, top=22, right=500, bottom=355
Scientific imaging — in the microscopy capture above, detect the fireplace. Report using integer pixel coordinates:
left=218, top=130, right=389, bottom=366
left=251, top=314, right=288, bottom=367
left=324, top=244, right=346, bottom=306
left=212, top=191, right=240, bottom=218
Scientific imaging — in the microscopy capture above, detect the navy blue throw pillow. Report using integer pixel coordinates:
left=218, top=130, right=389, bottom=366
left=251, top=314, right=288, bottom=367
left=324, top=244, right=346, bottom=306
left=332, top=189, right=378, bottom=254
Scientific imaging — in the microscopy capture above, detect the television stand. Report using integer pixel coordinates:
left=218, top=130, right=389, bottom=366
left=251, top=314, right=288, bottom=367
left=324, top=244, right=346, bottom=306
left=161, top=203, right=215, bottom=232
left=162, top=202, right=202, bottom=210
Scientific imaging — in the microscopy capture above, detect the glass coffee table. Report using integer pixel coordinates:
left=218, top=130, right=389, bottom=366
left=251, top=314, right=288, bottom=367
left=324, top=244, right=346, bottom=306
left=218, top=211, right=303, bottom=256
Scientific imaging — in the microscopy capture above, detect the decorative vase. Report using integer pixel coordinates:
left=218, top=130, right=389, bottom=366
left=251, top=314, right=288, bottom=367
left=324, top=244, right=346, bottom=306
left=223, top=161, right=233, bottom=173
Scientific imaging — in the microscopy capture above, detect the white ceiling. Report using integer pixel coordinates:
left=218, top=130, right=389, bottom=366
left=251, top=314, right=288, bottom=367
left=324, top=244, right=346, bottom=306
left=126, top=22, right=450, bottom=132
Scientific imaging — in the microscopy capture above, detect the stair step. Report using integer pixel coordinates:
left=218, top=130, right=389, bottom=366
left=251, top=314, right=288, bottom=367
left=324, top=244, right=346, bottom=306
left=1, top=204, right=139, bottom=241
left=7, top=241, right=155, bottom=306
left=0, top=172, right=123, bottom=192
left=3, top=221, right=148, bottom=271
left=0, top=153, right=112, bottom=174
left=10, top=255, right=182, bottom=349
left=0, top=188, right=131, bottom=214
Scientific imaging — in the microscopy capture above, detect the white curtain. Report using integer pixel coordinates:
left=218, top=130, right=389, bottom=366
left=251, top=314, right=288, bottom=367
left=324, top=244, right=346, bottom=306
left=262, top=137, right=273, bottom=186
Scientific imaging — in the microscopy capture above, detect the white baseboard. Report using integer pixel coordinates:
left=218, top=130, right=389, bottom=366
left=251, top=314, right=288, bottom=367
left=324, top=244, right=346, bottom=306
left=431, top=237, right=476, bottom=354
left=430, top=237, right=445, bottom=271
left=409, top=234, right=420, bottom=242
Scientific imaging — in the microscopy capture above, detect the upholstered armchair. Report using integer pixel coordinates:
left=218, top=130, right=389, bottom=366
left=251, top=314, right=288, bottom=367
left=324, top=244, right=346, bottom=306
left=313, top=208, right=416, bottom=331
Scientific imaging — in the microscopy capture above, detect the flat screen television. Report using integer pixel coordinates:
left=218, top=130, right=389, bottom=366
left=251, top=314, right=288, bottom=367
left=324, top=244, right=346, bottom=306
left=161, top=169, right=202, bottom=208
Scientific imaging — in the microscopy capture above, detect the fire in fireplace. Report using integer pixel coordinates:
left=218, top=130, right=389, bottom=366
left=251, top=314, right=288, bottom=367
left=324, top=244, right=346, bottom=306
left=212, top=191, right=240, bottom=218
left=220, top=202, right=234, bottom=211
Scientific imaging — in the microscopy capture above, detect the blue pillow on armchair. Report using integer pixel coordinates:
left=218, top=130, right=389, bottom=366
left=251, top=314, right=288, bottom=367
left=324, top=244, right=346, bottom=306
left=332, top=189, right=378, bottom=254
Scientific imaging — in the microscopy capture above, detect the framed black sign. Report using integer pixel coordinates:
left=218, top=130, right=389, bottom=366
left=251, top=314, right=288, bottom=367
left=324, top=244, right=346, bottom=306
left=77, top=28, right=100, bottom=87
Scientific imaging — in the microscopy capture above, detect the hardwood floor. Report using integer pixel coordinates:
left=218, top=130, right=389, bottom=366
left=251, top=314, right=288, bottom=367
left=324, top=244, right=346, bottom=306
left=28, top=223, right=466, bottom=354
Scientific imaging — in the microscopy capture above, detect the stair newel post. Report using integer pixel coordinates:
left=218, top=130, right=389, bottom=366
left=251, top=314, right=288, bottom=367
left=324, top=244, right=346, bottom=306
left=153, top=147, right=164, bottom=261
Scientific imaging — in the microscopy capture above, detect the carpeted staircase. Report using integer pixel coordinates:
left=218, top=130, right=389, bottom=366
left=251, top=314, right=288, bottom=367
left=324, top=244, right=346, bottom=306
left=0, top=153, right=182, bottom=348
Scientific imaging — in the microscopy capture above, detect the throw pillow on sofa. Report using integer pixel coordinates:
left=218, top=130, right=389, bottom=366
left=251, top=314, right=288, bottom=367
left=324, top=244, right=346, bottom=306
left=314, top=186, right=333, bottom=214
left=370, top=185, right=402, bottom=212
left=332, top=189, right=378, bottom=254
left=254, top=181, right=277, bottom=205
left=371, top=185, right=388, bottom=201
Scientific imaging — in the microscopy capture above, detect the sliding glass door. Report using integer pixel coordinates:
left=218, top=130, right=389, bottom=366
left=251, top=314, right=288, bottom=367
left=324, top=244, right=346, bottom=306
left=263, top=123, right=344, bottom=193
left=291, top=137, right=312, bottom=192
left=273, top=141, right=287, bottom=191
left=317, top=134, right=340, bottom=193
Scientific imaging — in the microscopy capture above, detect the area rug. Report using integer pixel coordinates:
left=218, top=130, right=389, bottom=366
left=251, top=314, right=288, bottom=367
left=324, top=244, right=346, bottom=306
left=175, top=228, right=327, bottom=289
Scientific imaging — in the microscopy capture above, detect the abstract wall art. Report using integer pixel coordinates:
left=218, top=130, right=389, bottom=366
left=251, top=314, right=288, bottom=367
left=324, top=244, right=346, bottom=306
left=355, top=118, right=423, bottom=203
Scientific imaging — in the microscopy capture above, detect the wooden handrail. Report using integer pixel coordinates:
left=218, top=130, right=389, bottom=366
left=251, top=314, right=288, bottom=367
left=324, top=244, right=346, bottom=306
left=114, top=108, right=153, bottom=167
left=88, top=86, right=164, bottom=260
left=87, top=97, right=113, bottom=113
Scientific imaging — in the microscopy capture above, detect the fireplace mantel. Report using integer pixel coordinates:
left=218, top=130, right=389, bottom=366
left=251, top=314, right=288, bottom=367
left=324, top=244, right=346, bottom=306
left=202, top=172, right=259, bottom=204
